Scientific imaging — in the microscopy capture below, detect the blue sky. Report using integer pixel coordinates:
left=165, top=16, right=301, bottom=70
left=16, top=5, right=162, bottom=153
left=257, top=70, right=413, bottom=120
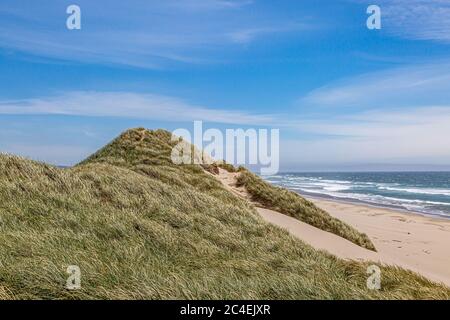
left=1, top=0, right=450, bottom=171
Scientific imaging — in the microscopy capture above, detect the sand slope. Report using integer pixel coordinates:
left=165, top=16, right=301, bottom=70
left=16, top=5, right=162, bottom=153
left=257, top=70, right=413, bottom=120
left=313, top=199, right=450, bottom=287
left=214, top=168, right=450, bottom=287
left=215, top=168, right=377, bottom=261
left=257, top=207, right=378, bottom=261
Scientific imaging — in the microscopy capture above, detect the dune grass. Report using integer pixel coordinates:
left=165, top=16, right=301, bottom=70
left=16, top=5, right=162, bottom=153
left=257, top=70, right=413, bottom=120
left=0, top=128, right=448, bottom=299
left=235, top=170, right=376, bottom=251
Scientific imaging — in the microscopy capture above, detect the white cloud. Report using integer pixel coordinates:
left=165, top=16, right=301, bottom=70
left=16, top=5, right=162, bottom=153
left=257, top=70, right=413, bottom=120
left=1, top=91, right=449, bottom=169
left=227, top=28, right=279, bottom=44
left=226, top=23, right=305, bottom=44
left=0, top=0, right=300, bottom=68
left=281, top=106, right=450, bottom=169
left=354, top=0, right=450, bottom=43
left=302, top=62, right=450, bottom=108
left=0, top=91, right=277, bottom=126
left=381, top=0, right=450, bottom=43
left=167, top=0, right=253, bottom=11
left=291, top=59, right=450, bottom=169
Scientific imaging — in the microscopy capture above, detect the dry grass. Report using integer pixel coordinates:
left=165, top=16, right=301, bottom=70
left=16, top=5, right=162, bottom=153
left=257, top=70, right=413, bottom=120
left=235, top=169, right=376, bottom=250
left=0, top=128, right=448, bottom=299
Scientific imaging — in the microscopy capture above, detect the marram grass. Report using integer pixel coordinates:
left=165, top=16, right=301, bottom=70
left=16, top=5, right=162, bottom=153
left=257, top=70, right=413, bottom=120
left=0, top=128, right=448, bottom=299
left=235, top=170, right=375, bottom=251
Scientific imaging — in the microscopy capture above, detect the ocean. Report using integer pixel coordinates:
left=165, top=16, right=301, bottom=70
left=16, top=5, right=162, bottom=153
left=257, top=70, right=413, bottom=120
left=263, top=172, right=450, bottom=218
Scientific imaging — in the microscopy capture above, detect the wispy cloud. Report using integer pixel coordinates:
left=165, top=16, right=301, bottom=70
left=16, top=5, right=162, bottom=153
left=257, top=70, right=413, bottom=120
left=384, top=0, right=450, bottom=43
left=167, top=0, right=254, bottom=11
left=0, top=0, right=302, bottom=68
left=1, top=90, right=449, bottom=168
left=282, top=106, right=450, bottom=169
left=301, top=62, right=450, bottom=109
left=0, top=91, right=278, bottom=126
left=357, top=0, right=450, bottom=43
left=226, top=23, right=306, bottom=44
left=227, top=27, right=282, bottom=44
left=290, top=58, right=450, bottom=168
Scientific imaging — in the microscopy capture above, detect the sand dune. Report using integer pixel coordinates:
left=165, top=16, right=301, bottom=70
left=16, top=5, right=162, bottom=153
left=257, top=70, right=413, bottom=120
left=215, top=168, right=450, bottom=287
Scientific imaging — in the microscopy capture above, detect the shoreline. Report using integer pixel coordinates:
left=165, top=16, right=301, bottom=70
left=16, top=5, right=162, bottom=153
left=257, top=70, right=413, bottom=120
left=301, top=192, right=450, bottom=222
left=216, top=168, right=450, bottom=287
left=263, top=172, right=450, bottom=220
left=308, top=196, right=450, bottom=287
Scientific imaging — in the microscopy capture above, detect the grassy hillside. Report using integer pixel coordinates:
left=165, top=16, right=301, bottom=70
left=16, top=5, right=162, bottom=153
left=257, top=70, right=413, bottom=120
left=0, top=128, right=449, bottom=299
left=236, top=170, right=375, bottom=250
left=82, top=129, right=373, bottom=249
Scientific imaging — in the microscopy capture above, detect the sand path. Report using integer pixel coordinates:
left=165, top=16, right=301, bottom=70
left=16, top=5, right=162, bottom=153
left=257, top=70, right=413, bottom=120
left=214, top=168, right=450, bottom=287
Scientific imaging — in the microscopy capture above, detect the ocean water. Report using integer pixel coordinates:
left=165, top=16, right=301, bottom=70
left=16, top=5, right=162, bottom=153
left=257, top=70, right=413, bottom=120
left=263, top=172, right=450, bottom=218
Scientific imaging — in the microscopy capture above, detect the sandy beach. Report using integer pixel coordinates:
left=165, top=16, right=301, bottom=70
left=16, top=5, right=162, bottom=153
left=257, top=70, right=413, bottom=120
left=310, top=197, right=450, bottom=287
left=215, top=168, right=450, bottom=287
